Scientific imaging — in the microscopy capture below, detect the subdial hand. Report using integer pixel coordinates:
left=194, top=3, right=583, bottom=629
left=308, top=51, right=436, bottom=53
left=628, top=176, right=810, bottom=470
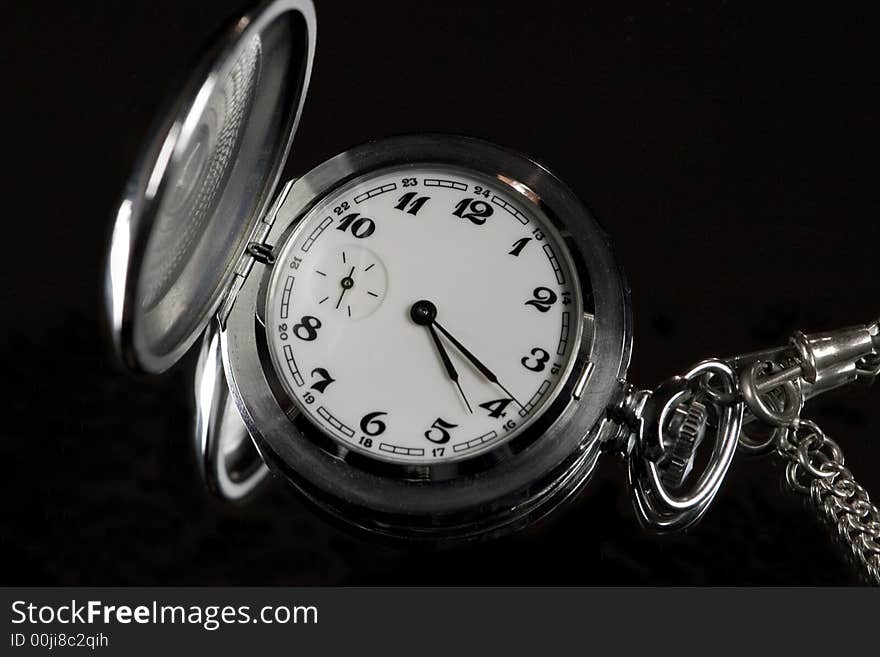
left=410, top=300, right=526, bottom=411
left=335, top=266, right=356, bottom=309
left=411, top=301, right=473, bottom=413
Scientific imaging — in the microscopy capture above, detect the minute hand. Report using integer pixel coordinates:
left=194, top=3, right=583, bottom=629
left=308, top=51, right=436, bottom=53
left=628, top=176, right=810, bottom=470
left=432, top=320, right=526, bottom=411
left=427, top=324, right=473, bottom=413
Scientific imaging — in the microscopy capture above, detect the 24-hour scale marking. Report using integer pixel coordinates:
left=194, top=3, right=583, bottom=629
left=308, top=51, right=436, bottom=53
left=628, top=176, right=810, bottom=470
left=557, top=311, right=571, bottom=356
left=317, top=406, right=355, bottom=438
left=354, top=182, right=397, bottom=203
left=518, top=380, right=551, bottom=418
left=452, top=430, right=498, bottom=453
left=542, top=243, right=565, bottom=285
left=283, top=344, right=304, bottom=387
left=280, top=275, right=294, bottom=319
left=424, top=178, right=467, bottom=191
left=491, top=195, right=529, bottom=225
left=302, top=217, right=332, bottom=252
left=379, top=443, right=425, bottom=456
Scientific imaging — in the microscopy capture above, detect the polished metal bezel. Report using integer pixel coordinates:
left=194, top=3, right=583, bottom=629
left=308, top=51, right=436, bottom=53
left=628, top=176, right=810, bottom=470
left=256, top=163, right=587, bottom=476
left=221, top=135, right=632, bottom=540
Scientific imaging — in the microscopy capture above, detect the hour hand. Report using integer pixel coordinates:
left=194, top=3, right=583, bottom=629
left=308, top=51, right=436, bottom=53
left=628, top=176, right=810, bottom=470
left=428, top=325, right=473, bottom=413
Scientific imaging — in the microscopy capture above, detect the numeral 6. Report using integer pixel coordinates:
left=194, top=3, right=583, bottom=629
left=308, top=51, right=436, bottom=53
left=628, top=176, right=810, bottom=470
left=360, top=411, right=388, bottom=436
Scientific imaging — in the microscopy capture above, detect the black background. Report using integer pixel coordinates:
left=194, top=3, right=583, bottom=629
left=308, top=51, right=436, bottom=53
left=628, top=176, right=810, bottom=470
left=2, top=0, right=877, bottom=585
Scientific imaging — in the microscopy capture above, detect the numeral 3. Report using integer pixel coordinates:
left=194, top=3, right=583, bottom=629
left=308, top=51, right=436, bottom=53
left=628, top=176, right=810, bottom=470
left=521, top=347, right=550, bottom=372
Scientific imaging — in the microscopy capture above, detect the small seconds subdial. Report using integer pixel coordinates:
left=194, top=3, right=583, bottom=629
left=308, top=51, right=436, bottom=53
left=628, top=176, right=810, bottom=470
left=305, top=245, right=387, bottom=319
left=266, top=165, right=583, bottom=465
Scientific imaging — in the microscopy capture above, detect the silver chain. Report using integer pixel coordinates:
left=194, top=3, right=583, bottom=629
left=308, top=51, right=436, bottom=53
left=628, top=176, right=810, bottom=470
left=776, top=418, right=880, bottom=585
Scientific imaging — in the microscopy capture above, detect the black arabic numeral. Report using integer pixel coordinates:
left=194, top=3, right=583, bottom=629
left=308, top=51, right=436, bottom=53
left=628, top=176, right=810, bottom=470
left=424, top=417, right=457, bottom=444
left=336, top=212, right=376, bottom=238
left=394, top=192, right=431, bottom=215
left=451, top=198, right=493, bottom=225
left=309, top=367, right=335, bottom=393
left=521, top=347, right=550, bottom=372
left=360, top=411, right=387, bottom=436
left=509, top=237, right=532, bottom=256
left=278, top=322, right=288, bottom=340
left=479, top=398, right=514, bottom=419
left=293, top=315, right=321, bottom=341
left=524, top=286, right=557, bottom=313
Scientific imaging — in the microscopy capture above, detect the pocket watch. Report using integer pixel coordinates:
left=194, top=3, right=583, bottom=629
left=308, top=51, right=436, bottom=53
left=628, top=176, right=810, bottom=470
left=105, top=0, right=880, bottom=581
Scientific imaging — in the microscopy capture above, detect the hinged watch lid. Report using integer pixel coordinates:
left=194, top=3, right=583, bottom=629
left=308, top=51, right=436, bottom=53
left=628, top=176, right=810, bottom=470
left=105, top=0, right=316, bottom=374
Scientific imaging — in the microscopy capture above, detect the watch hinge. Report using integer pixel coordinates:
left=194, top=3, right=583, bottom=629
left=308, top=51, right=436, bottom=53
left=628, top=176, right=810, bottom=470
left=246, top=242, right=276, bottom=265
left=218, top=179, right=295, bottom=327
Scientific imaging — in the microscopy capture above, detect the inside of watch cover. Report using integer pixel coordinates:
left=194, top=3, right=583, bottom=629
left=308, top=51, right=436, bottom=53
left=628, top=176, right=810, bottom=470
left=106, top=0, right=315, bottom=373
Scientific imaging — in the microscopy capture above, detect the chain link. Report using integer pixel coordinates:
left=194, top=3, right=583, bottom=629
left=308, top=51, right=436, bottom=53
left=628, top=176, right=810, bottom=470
left=775, top=419, right=880, bottom=585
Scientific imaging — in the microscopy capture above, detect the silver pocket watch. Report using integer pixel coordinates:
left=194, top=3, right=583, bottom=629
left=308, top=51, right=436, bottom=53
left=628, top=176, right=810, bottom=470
left=105, top=0, right=880, bottom=581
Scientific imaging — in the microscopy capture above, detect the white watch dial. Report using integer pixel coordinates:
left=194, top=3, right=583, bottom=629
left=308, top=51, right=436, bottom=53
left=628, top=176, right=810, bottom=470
left=265, top=165, right=584, bottom=465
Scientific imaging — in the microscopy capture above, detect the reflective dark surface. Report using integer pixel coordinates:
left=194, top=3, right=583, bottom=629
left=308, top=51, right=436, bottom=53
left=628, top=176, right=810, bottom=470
left=2, top=0, right=877, bottom=584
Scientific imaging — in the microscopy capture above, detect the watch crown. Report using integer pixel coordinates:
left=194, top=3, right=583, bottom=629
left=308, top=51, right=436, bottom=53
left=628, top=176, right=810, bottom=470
left=659, top=400, right=709, bottom=490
